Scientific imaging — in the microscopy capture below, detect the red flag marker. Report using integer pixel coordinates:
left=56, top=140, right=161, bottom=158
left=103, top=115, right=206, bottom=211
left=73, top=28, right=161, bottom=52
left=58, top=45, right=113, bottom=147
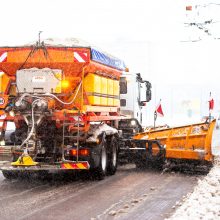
left=209, top=98, right=214, bottom=111
left=154, top=99, right=164, bottom=128
left=155, top=100, right=164, bottom=117
left=209, top=92, right=214, bottom=112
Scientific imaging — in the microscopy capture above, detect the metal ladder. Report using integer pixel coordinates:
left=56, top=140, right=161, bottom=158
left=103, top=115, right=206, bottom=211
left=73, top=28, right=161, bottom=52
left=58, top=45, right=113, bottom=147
left=62, top=110, right=81, bottom=162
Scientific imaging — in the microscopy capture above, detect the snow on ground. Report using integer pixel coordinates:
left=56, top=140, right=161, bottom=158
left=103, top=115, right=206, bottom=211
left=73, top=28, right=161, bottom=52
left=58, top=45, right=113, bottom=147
left=168, top=157, right=220, bottom=220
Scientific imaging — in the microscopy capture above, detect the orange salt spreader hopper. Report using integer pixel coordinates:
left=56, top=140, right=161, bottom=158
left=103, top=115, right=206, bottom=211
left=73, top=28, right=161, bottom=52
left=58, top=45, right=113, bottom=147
left=0, top=38, right=127, bottom=116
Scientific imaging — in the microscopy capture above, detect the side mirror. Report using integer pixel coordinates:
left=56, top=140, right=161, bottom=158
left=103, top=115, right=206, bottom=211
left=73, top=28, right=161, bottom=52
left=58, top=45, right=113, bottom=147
left=145, top=81, right=152, bottom=102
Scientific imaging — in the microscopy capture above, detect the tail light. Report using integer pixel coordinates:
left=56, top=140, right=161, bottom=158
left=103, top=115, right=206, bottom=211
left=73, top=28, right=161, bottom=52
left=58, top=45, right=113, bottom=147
left=69, top=148, right=90, bottom=157
left=70, top=149, right=77, bottom=156
left=80, top=149, right=89, bottom=156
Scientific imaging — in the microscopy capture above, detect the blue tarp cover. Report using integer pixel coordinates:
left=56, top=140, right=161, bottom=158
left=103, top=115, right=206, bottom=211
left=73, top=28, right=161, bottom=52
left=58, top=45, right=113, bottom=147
left=91, top=48, right=126, bottom=71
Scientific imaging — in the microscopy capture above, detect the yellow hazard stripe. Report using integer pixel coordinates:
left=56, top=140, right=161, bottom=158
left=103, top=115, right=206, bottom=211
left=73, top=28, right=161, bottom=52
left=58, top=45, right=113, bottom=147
left=64, top=163, right=73, bottom=169
left=61, top=162, right=89, bottom=169
left=77, top=163, right=86, bottom=169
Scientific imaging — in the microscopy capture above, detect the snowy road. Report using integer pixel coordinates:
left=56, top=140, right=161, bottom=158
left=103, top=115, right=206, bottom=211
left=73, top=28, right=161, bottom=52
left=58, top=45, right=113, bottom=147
left=167, top=127, right=220, bottom=219
left=168, top=162, right=220, bottom=220
left=0, top=164, right=199, bottom=220
left=0, top=127, right=219, bottom=220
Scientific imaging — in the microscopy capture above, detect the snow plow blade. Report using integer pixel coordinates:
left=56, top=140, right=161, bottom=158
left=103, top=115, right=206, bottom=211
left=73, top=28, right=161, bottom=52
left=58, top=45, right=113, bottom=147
left=133, top=120, right=216, bottom=162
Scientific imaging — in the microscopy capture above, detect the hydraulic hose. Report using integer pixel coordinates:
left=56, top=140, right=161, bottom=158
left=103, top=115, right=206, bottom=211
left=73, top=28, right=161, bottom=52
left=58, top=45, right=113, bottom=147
left=20, top=99, right=40, bottom=148
left=17, top=81, right=82, bottom=106
left=17, top=81, right=82, bottom=148
left=43, top=81, right=82, bottom=105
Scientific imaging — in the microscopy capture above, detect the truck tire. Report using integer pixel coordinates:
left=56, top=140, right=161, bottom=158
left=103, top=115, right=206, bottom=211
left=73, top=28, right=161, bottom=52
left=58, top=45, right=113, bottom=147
left=107, top=136, right=118, bottom=175
left=94, top=135, right=108, bottom=180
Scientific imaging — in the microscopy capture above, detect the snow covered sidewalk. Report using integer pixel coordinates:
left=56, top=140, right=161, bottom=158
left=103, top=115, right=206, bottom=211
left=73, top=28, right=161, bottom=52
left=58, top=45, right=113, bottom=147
left=168, top=157, right=220, bottom=220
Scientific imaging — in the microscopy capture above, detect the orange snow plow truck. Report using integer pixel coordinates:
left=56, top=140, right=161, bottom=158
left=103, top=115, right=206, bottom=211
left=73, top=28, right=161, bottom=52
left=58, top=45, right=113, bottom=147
left=0, top=38, right=216, bottom=179
left=0, top=38, right=152, bottom=179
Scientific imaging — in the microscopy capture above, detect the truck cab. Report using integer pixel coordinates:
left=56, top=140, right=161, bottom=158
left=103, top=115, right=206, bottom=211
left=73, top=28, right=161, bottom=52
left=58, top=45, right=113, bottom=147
left=118, top=73, right=151, bottom=163
left=119, top=73, right=151, bottom=124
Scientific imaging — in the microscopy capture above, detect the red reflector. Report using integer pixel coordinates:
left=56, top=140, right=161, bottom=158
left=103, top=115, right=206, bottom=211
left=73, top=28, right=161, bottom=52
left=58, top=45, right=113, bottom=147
left=186, top=6, right=192, bottom=11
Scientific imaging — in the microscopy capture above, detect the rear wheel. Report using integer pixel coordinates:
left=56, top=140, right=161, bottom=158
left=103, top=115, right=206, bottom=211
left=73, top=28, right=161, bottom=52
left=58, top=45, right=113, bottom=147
left=107, top=136, right=118, bottom=175
left=94, top=135, right=108, bottom=180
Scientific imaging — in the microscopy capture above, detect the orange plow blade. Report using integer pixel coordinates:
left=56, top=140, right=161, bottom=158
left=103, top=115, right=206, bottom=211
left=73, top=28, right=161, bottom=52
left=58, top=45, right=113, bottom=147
left=133, top=120, right=216, bottom=162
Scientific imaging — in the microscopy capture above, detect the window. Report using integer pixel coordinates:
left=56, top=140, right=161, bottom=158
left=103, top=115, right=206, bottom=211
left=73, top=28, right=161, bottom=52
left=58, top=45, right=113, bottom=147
left=120, top=77, right=127, bottom=94
left=120, top=99, right=126, bottom=107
